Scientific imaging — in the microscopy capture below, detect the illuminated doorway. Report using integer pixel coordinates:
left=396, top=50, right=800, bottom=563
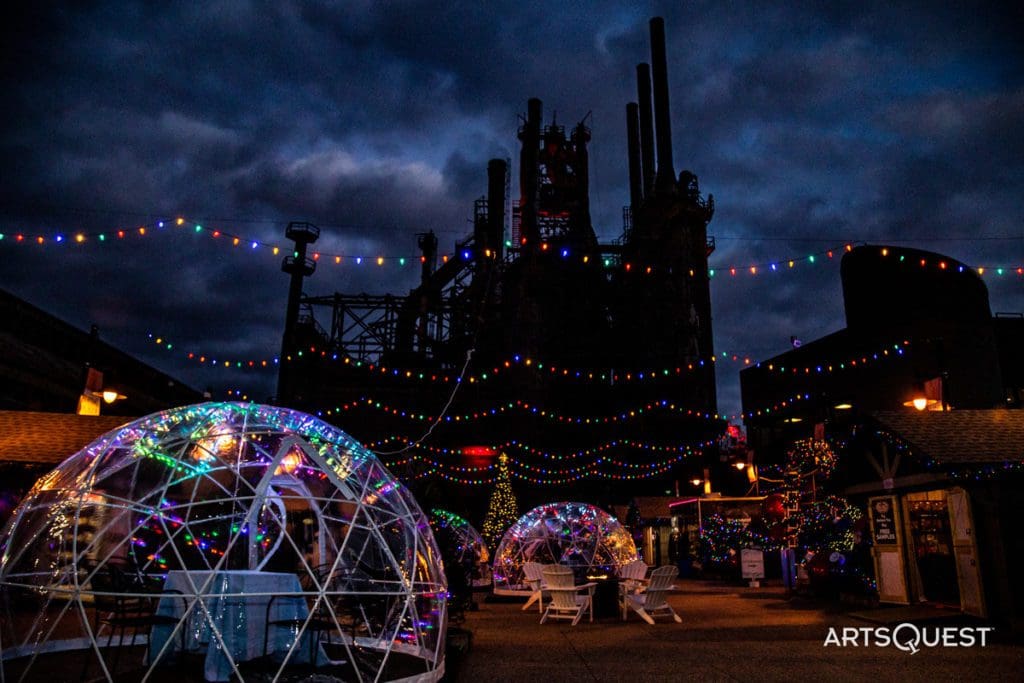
left=905, top=491, right=959, bottom=606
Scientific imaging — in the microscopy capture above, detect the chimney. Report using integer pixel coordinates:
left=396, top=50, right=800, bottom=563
left=650, top=17, right=676, bottom=194
left=517, top=98, right=542, bottom=250
left=626, top=102, right=643, bottom=209
left=487, top=158, right=507, bottom=261
left=636, top=63, right=656, bottom=199
left=418, top=231, right=438, bottom=287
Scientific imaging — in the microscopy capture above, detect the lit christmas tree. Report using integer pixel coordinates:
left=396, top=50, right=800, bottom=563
left=482, top=453, right=519, bottom=550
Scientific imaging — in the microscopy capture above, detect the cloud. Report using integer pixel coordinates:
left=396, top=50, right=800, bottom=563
left=0, top=0, right=1020, bottom=424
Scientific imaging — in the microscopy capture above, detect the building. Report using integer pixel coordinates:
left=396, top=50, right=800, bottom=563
left=0, top=288, right=203, bottom=521
left=740, top=244, right=1023, bottom=625
left=271, top=18, right=726, bottom=513
left=841, top=410, right=1024, bottom=627
left=0, top=287, right=202, bottom=416
left=741, top=245, right=1022, bottom=462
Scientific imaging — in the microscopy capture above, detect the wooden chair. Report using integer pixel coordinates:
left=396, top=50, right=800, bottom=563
left=520, top=562, right=548, bottom=614
left=540, top=566, right=595, bottom=626
left=620, top=565, right=681, bottom=624
left=617, top=559, right=649, bottom=592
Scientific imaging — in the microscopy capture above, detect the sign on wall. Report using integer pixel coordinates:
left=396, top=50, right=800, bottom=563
left=869, top=495, right=909, bottom=604
left=870, top=497, right=898, bottom=544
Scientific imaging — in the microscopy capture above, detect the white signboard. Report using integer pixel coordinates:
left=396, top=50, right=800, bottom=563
left=741, top=548, right=765, bottom=579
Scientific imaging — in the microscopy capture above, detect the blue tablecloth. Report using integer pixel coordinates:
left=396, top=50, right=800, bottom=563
left=149, top=570, right=319, bottom=681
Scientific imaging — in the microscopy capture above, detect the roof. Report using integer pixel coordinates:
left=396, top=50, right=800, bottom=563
left=872, top=409, right=1024, bottom=464
left=0, top=411, right=131, bottom=464
left=0, top=287, right=201, bottom=414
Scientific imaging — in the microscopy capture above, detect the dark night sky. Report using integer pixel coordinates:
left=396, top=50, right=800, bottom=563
left=1, top=1, right=1022, bottom=423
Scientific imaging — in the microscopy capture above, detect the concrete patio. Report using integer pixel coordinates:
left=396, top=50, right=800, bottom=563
left=451, top=580, right=1024, bottom=682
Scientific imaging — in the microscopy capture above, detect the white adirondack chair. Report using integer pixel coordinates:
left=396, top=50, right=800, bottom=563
left=540, top=566, right=596, bottom=626
left=621, top=565, right=681, bottom=624
left=521, top=561, right=548, bottom=613
left=617, top=558, right=649, bottom=592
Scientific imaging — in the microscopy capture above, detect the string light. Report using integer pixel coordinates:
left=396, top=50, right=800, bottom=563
left=392, top=446, right=701, bottom=476
left=740, top=393, right=812, bottom=419
left=148, top=333, right=909, bottom=393
left=7, top=220, right=1019, bottom=279
left=2, top=216, right=441, bottom=267
left=878, top=428, right=1024, bottom=481
left=747, top=341, right=910, bottom=375
left=334, top=396, right=725, bottom=424
left=368, top=436, right=711, bottom=461
left=406, top=458, right=695, bottom=486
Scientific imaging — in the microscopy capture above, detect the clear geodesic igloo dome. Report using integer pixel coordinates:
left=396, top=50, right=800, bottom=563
left=429, top=509, right=489, bottom=587
left=491, top=502, right=637, bottom=594
left=0, top=402, right=447, bottom=682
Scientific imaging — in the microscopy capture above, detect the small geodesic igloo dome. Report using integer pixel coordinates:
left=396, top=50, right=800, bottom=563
left=429, top=509, right=490, bottom=587
left=0, top=402, right=447, bottom=682
left=492, top=502, right=637, bottom=593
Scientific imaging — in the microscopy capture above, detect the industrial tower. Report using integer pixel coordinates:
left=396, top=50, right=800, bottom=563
left=276, top=17, right=721, bottom=506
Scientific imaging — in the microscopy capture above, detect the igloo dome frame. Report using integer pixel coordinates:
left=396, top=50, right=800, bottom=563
left=491, top=501, right=637, bottom=595
left=0, top=402, right=447, bottom=683
left=429, top=509, right=490, bottom=587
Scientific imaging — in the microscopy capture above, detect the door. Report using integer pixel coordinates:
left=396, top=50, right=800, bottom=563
left=868, top=496, right=909, bottom=604
left=948, top=487, right=986, bottom=617
left=905, top=491, right=959, bottom=605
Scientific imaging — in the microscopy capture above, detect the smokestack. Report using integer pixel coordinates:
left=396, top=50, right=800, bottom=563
left=487, top=158, right=507, bottom=261
left=650, top=17, right=676, bottom=194
left=626, top=102, right=643, bottom=209
left=277, top=221, right=319, bottom=403
left=418, top=231, right=437, bottom=287
left=571, top=121, right=592, bottom=235
left=636, top=63, right=656, bottom=199
left=518, top=98, right=542, bottom=249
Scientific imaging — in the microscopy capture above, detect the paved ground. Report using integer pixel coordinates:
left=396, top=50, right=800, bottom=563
left=451, top=580, right=1024, bottom=682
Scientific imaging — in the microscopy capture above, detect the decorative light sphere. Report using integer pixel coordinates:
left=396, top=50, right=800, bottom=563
left=491, top=502, right=637, bottom=594
left=0, top=402, right=447, bottom=682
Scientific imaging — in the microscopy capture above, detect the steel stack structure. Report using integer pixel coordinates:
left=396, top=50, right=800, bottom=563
left=276, top=17, right=723, bottom=507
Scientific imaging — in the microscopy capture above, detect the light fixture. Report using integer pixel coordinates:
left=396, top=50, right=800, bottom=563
left=901, top=396, right=940, bottom=411
left=275, top=449, right=303, bottom=475
left=783, top=417, right=803, bottom=423
left=833, top=403, right=853, bottom=410
left=101, top=390, right=126, bottom=404
left=903, top=378, right=943, bottom=411
left=77, top=379, right=127, bottom=415
left=903, top=392, right=938, bottom=411
left=690, top=478, right=702, bottom=486
left=733, top=461, right=746, bottom=470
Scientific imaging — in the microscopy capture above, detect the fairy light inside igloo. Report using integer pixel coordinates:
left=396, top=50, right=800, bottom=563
left=0, top=402, right=447, bottom=682
left=430, top=508, right=490, bottom=587
left=491, top=501, right=637, bottom=594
